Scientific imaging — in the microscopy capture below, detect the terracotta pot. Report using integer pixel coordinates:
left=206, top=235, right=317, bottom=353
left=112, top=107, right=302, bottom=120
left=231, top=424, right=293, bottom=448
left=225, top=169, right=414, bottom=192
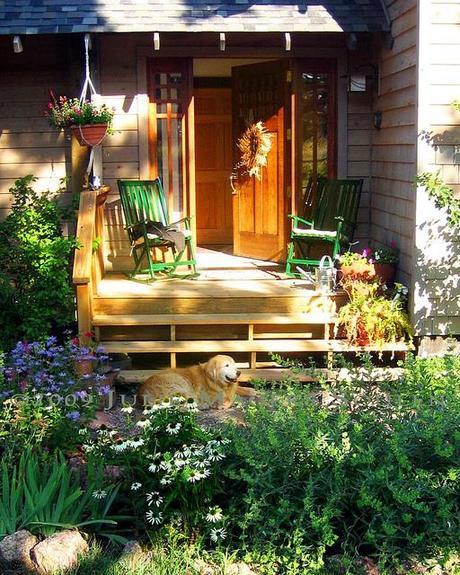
left=96, top=185, right=110, bottom=206
left=71, top=123, right=108, bottom=147
left=74, top=359, right=94, bottom=377
left=374, top=263, right=396, bottom=285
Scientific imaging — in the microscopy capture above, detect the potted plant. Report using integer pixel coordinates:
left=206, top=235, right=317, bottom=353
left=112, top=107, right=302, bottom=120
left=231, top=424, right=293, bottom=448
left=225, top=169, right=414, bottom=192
left=337, top=279, right=412, bottom=348
left=45, top=91, right=114, bottom=147
left=371, top=242, right=399, bottom=285
left=337, top=251, right=376, bottom=284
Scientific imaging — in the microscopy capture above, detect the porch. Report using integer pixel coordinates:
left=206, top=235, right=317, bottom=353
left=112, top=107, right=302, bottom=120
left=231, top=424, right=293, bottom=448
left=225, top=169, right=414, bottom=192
left=73, top=189, right=408, bottom=369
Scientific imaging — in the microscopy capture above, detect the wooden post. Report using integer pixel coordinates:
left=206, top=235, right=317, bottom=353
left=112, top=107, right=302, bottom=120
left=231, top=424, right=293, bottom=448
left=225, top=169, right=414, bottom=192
left=71, top=135, right=90, bottom=198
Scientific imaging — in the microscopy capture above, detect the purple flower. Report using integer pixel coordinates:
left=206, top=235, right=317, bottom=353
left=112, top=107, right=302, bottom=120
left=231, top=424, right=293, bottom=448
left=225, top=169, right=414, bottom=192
left=66, top=411, right=81, bottom=421
left=74, top=390, right=88, bottom=400
left=98, top=385, right=111, bottom=396
left=362, top=247, right=373, bottom=259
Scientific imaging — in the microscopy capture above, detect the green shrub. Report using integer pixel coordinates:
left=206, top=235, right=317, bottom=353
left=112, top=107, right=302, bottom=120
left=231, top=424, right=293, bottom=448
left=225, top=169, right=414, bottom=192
left=220, top=354, right=460, bottom=573
left=0, top=448, right=119, bottom=540
left=0, top=175, right=78, bottom=349
left=84, top=397, right=228, bottom=539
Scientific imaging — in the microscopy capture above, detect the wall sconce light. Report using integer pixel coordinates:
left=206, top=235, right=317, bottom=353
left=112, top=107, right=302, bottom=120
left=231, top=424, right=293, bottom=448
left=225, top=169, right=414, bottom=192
left=345, top=32, right=357, bottom=51
left=219, top=33, right=226, bottom=52
left=13, top=35, right=23, bottom=53
left=373, top=111, right=382, bottom=130
left=153, top=32, right=160, bottom=51
left=285, top=32, right=291, bottom=51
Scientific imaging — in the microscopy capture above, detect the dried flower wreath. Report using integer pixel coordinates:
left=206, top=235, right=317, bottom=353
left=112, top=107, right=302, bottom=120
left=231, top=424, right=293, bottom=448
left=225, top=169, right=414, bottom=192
left=236, top=121, right=272, bottom=180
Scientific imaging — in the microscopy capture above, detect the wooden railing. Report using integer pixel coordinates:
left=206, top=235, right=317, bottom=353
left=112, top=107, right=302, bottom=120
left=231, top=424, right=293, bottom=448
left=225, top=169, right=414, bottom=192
left=72, top=188, right=106, bottom=333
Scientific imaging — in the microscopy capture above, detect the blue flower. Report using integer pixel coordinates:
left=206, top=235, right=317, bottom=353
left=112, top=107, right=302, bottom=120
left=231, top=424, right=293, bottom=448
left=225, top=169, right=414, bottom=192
left=66, top=411, right=81, bottom=421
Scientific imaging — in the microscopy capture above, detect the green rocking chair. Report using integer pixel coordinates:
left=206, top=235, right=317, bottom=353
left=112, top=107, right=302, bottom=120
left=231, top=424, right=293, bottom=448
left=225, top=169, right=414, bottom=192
left=285, top=177, right=363, bottom=277
left=117, top=179, right=198, bottom=280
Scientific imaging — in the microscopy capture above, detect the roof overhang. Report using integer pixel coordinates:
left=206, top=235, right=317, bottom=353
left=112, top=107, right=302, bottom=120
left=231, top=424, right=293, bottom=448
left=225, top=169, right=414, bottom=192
left=0, top=1, right=390, bottom=35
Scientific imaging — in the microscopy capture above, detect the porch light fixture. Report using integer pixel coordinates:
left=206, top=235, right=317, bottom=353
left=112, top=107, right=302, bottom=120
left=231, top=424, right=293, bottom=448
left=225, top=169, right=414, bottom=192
left=345, top=32, right=357, bottom=51
left=285, top=32, right=291, bottom=51
left=153, top=32, right=160, bottom=51
left=13, top=35, right=23, bottom=53
left=220, top=33, right=226, bottom=52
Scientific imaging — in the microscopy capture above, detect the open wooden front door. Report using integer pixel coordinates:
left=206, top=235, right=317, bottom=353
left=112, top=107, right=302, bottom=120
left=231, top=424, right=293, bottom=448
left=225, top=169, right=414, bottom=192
left=232, top=60, right=290, bottom=262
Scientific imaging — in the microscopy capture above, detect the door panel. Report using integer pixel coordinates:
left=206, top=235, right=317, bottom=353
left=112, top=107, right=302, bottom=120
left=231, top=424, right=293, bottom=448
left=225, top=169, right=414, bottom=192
left=232, top=60, right=289, bottom=262
left=195, top=88, right=233, bottom=245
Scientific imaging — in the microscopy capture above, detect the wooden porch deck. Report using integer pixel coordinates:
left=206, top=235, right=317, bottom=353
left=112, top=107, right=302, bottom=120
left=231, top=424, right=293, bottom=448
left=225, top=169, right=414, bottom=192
left=73, top=191, right=408, bottom=369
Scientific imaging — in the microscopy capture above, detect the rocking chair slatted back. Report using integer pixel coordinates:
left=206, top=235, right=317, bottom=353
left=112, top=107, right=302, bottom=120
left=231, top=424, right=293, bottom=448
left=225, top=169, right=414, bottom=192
left=304, top=178, right=363, bottom=241
left=118, top=179, right=169, bottom=237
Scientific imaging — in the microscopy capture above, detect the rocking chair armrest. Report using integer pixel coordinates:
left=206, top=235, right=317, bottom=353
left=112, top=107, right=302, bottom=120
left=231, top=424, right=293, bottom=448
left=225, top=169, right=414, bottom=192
left=169, top=216, right=192, bottom=230
left=288, top=214, right=314, bottom=228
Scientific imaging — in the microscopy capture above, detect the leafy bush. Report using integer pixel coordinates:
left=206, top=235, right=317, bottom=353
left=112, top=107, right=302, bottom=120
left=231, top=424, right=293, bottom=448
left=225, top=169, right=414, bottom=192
left=220, top=354, right=460, bottom=573
left=84, top=397, right=228, bottom=539
left=0, top=448, right=118, bottom=540
left=337, top=280, right=413, bottom=346
left=0, top=175, right=78, bottom=349
left=0, top=337, right=111, bottom=457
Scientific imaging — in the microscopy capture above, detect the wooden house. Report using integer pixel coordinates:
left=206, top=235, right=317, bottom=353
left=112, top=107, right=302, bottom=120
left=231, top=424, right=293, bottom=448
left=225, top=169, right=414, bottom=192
left=0, top=0, right=459, bottom=365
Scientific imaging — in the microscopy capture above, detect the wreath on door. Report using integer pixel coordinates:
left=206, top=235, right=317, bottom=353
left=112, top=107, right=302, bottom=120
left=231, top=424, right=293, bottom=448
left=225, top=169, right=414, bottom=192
left=236, top=121, right=272, bottom=180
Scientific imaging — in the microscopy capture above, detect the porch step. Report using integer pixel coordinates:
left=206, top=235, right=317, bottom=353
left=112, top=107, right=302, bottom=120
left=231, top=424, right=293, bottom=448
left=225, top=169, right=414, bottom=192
left=92, top=312, right=337, bottom=326
left=101, top=339, right=409, bottom=354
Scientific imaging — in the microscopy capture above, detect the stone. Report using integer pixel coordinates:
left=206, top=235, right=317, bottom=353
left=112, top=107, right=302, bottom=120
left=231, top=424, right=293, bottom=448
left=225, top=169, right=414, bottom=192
left=194, top=558, right=217, bottom=575
left=31, top=530, right=88, bottom=574
left=120, top=540, right=146, bottom=570
left=0, top=530, right=38, bottom=573
left=227, top=562, right=257, bottom=575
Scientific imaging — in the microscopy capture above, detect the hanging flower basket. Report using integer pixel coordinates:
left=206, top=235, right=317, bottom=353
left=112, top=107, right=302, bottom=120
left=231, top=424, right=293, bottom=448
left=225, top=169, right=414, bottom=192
left=71, top=123, right=108, bottom=147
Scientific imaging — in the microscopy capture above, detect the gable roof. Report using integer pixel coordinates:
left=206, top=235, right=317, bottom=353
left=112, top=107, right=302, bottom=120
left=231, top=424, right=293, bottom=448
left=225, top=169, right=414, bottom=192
left=1, top=0, right=389, bottom=35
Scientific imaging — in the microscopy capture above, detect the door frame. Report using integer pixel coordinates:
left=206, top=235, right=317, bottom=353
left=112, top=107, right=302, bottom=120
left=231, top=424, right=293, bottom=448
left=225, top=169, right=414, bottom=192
left=142, top=55, right=338, bottom=260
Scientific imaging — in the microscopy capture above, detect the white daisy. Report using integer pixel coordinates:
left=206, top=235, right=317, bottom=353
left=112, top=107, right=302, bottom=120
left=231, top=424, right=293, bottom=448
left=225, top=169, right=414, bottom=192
left=92, top=490, right=107, bottom=500
left=148, top=462, right=159, bottom=473
left=146, top=491, right=164, bottom=507
left=130, top=482, right=142, bottom=491
left=166, top=422, right=182, bottom=435
left=205, top=506, right=223, bottom=523
left=126, top=438, right=145, bottom=449
left=187, top=470, right=204, bottom=483
left=207, top=451, right=225, bottom=462
left=145, top=510, right=163, bottom=525
left=136, top=418, right=151, bottom=429
left=160, top=476, right=173, bottom=486
left=112, top=441, right=128, bottom=452
left=121, top=405, right=134, bottom=414
left=210, top=527, right=227, bottom=542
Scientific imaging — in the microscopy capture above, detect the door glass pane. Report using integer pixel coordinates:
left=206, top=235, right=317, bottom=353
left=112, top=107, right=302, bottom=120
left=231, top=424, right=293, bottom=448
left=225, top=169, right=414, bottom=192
left=300, top=72, right=330, bottom=188
left=150, top=63, right=188, bottom=217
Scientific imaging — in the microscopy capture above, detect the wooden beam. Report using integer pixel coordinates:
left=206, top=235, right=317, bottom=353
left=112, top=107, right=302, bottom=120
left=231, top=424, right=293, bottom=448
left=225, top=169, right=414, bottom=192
left=73, top=190, right=96, bottom=284
left=71, top=134, right=90, bottom=198
left=100, top=339, right=410, bottom=353
left=92, top=312, right=337, bottom=325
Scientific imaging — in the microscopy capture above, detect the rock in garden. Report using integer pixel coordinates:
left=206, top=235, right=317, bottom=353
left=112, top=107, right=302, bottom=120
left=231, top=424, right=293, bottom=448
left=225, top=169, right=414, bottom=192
left=0, top=530, right=38, bottom=572
left=227, top=562, right=257, bottom=575
left=120, top=540, right=146, bottom=569
left=31, top=530, right=88, bottom=574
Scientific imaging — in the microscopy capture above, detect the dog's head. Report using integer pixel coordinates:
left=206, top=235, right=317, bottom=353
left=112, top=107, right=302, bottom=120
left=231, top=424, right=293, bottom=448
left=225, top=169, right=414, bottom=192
left=205, top=355, right=241, bottom=386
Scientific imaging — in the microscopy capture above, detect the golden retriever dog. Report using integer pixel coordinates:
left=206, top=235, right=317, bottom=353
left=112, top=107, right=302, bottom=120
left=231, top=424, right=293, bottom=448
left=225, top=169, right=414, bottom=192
left=139, top=355, right=257, bottom=409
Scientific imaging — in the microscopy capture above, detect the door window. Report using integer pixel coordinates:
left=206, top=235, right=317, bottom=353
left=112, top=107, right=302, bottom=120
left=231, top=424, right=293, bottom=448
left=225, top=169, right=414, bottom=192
left=148, top=60, right=191, bottom=219
left=298, top=63, right=336, bottom=189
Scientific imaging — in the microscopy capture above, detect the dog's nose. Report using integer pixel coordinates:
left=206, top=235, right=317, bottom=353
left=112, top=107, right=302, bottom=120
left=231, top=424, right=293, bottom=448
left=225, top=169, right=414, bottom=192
left=236, top=370, right=241, bottom=378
